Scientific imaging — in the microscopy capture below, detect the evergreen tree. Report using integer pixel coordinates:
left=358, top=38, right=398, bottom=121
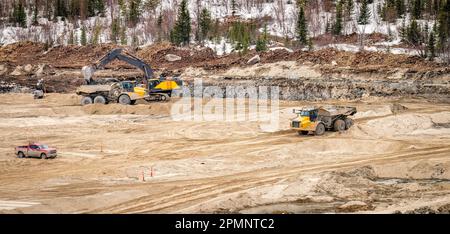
left=307, top=37, right=313, bottom=51
left=87, top=0, right=96, bottom=17
left=406, top=19, right=421, bottom=45
left=81, top=25, right=87, bottom=46
left=170, top=0, right=191, bottom=46
left=428, top=25, right=436, bottom=59
left=132, top=33, right=139, bottom=47
left=296, top=6, right=308, bottom=45
left=68, top=30, right=75, bottom=45
left=231, top=0, right=237, bottom=16
left=54, top=0, right=68, bottom=20
left=344, top=0, right=354, bottom=18
left=333, top=0, right=343, bottom=35
left=211, top=18, right=220, bottom=43
left=118, top=0, right=128, bottom=18
left=199, top=8, right=212, bottom=42
left=87, top=0, right=105, bottom=17
left=111, top=18, right=120, bottom=44
left=33, top=1, right=39, bottom=26
left=256, top=25, right=268, bottom=52
left=13, top=2, right=27, bottom=28
left=399, top=16, right=407, bottom=41
left=91, top=21, right=102, bottom=45
left=437, top=0, right=449, bottom=50
left=120, top=27, right=128, bottom=45
left=96, top=0, right=106, bottom=16
left=412, top=0, right=423, bottom=19
left=395, top=0, right=405, bottom=16
left=129, top=0, right=142, bottom=26
left=228, top=21, right=251, bottom=52
left=156, top=13, right=163, bottom=41
left=358, top=0, right=371, bottom=25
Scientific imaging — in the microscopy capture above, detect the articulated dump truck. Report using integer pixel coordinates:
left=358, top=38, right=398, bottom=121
left=76, top=82, right=147, bottom=105
left=291, top=106, right=357, bottom=136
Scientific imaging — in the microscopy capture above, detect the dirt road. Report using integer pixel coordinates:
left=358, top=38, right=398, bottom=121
left=0, top=93, right=449, bottom=213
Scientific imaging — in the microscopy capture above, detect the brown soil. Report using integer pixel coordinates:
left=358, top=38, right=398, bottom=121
left=0, top=41, right=447, bottom=73
left=0, top=94, right=449, bottom=213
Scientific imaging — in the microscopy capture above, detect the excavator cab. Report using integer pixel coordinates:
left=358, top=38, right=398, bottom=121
left=118, top=81, right=147, bottom=97
left=148, top=79, right=161, bottom=90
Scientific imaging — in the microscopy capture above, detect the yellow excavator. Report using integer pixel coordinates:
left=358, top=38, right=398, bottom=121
left=77, top=48, right=182, bottom=105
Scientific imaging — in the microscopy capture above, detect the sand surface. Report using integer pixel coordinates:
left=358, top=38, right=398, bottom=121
left=0, top=93, right=449, bottom=213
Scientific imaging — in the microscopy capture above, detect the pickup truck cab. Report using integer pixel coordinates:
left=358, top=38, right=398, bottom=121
left=15, top=143, right=57, bottom=159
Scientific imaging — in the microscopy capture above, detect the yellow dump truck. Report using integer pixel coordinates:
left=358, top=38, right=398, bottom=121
left=76, top=82, right=146, bottom=105
left=291, top=106, right=357, bottom=136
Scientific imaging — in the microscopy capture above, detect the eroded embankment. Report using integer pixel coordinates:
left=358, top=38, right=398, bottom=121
left=1, top=61, right=449, bottom=101
left=181, top=62, right=450, bottom=100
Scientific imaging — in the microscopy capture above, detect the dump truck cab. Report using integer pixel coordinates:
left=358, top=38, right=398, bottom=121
left=291, top=106, right=356, bottom=136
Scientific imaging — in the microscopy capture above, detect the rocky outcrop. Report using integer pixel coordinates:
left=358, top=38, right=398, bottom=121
left=165, top=54, right=182, bottom=62
left=247, top=55, right=260, bottom=65
left=182, top=64, right=450, bottom=100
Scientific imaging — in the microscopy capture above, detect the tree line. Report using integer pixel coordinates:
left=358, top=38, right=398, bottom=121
left=3, top=0, right=450, bottom=62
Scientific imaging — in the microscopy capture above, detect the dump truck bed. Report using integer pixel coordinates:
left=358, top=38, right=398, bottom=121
left=318, top=106, right=357, bottom=117
left=76, top=85, right=112, bottom=95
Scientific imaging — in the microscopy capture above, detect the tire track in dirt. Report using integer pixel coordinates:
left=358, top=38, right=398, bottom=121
left=94, top=145, right=450, bottom=213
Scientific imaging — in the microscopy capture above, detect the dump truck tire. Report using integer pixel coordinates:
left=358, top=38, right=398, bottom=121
left=94, top=96, right=106, bottom=104
left=118, top=94, right=131, bottom=105
left=344, top=118, right=353, bottom=129
left=299, top=131, right=309, bottom=135
left=334, top=119, right=346, bottom=132
left=315, top=123, right=325, bottom=136
left=81, top=96, right=93, bottom=106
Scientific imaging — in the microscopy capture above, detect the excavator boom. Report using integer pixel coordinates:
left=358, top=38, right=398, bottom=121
left=82, top=48, right=153, bottom=85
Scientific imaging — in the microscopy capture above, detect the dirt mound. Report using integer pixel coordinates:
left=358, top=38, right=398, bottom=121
left=390, top=103, right=408, bottom=114
left=39, top=44, right=120, bottom=68
left=363, top=114, right=436, bottom=137
left=1, top=41, right=447, bottom=78
left=0, top=41, right=46, bottom=65
left=407, top=161, right=449, bottom=179
left=339, top=166, right=377, bottom=180
left=137, top=43, right=217, bottom=70
left=81, top=103, right=171, bottom=115
left=136, top=42, right=173, bottom=62
left=0, top=42, right=123, bottom=69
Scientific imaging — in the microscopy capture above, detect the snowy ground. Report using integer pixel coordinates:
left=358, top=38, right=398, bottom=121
left=0, top=0, right=435, bottom=56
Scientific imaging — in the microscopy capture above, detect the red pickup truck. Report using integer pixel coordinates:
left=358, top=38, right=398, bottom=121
left=15, top=143, right=57, bottom=159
